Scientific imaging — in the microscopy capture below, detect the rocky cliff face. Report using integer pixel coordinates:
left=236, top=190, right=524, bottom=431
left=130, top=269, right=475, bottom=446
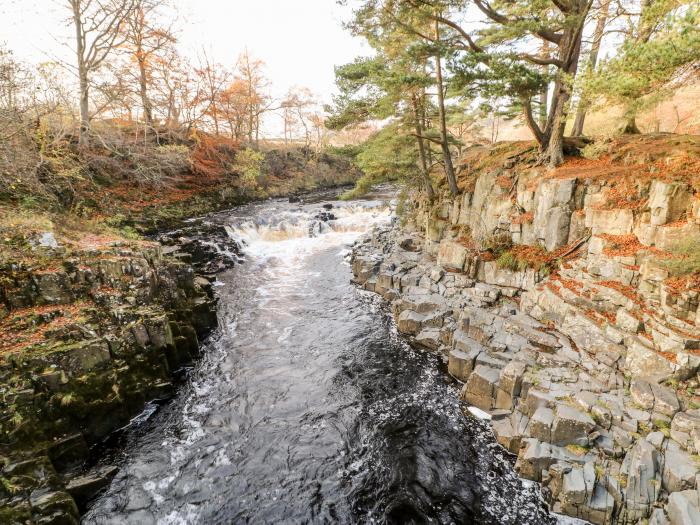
left=351, top=136, right=700, bottom=524
left=0, top=241, right=217, bottom=523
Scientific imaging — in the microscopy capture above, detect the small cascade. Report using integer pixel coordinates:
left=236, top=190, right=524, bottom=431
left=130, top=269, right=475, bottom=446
left=224, top=201, right=392, bottom=258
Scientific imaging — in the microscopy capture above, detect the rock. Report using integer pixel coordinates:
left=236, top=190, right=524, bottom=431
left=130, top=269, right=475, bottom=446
left=66, top=466, right=119, bottom=508
left=667, top=490, right=700, bottom=525
left=620, top=439, right=661, bottom=522
left=561, top=467, right=587, bottom=506
left=648, top=180, right=692, bottom=227
left=651, top=383, right=680, bottom=417
left=616, top=308, right=643, bottom=333
left=625, top=338, right=676, bottom=382
left=437, top=240, right=468, bottom=271
left=399, top=236, right=420, bottom=252
left=415, top=328, right=441, bottom=350
left=584, top=482, right=616, bottom=525
left=647, top=431, right=666, bottom=449
left=516, top=438, right=583, bottom=482
left=448, top=348, right=478, bottom=382
left=29, top=491, right=79, bottom=524
left=31, top=231, right=60, bottom=249
left=531, top=178, right=576, bottom=251
left=461, top=365, right=500, bottom=411
left=551, top=405, right=596, bottom=446
left=649, top=508, right=671, bottom=525
left=672, top=412, right=700, bottom=446
left=662, top=449, right=698, bottom=493
left=397, top=310, right=424, bottom=335
left=47, top=434, right=89, bottom=472
left=630, top=378, right=655, bottom=409
left=59, top=338, right=111, bottom=372
left=495, top=360, right=528, bottom=409
left=585, top=208, right=634, bottom=236
left=528, top=406, right=555, bottom=443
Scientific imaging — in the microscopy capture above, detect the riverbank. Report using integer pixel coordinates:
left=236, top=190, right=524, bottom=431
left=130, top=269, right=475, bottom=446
left=0, top=155, right=357, bottom=523
left=0, top=238, right=218, bottom=523
left=350, top=134, right=700, bottom=524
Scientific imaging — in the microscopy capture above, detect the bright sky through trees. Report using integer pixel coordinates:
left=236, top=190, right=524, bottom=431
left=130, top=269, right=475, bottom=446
left=1, top=0, right=369, bottom=134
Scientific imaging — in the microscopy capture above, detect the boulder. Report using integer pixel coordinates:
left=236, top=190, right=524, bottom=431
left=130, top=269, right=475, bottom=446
left=516, top=438, right=583, bottom=482
left=415, top=328, right=441, bottom=351
left=397, top=310, right=425, bottom=335
left=528, top=406, right=555, bottom=443
left=662, top=449, right=698, bottom=493
left=461, top=365, right=500, bottom=411
left=630, top=378, right=655, bottom=409
left=551, top=405, right=596, bottom=446
left=448, top=348, right=479, bottom=382
left=651, top=383, right=680, bottom=417
left=620, top=439, right=661, bottom=522
left=667, top=490, right=700, bottom=525
left=625, top=338, right=676, bottom=382
left=561, top=467, right=587, bottom=506
left=437, top=240, right=468, bottom=271
left=495, top=360, right=528, bottom=409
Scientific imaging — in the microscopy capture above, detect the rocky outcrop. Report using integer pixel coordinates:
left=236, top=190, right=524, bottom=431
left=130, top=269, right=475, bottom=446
left=0, top=241, right=218, bottom=523
left=350, top=143, right=700, bottom=524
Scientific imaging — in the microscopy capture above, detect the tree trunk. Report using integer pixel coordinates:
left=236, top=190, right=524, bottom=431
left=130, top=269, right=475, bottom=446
left=138, top=56, right=153, bottom=127
left=622, top=116, right=641, bottom=134
left=71, top=1, right=90, bottom=144
left=571, top=0, right=611, bottom=137
left=543, top=3, right=586, bottom=167
left=538, top=41, right=550, bottom=131
left=412, top=95, right=435, bottom=200
left=434, top=20, right=458, bottom=196
left=78, top=72, right=90, bottom=144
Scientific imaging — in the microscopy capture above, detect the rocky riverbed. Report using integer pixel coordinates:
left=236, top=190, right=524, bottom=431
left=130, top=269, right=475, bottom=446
left=349, top=155, right=700, bottom=525
left=351, top=222, right=700, bottom=524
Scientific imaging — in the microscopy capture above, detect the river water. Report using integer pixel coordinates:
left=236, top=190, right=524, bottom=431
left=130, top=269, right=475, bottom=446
left=83, top=192, right=555, bottom=525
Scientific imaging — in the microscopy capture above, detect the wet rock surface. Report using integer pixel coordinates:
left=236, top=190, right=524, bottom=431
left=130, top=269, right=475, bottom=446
left=156, top=219, right=243, bottom=274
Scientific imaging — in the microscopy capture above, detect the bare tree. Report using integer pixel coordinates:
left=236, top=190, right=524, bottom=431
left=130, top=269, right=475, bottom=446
left=67, top=0, right=134, bottom=143
left=123, top=0, right=176, bottom=127
left=195, top=50, right=230, bottom=135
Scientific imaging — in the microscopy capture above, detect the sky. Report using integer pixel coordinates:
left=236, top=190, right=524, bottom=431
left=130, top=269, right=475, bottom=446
left=1, top=0, right=370, bottom=134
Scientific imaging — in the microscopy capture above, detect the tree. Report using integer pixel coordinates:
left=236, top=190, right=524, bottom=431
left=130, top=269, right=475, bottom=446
left=439, top=0, right=592, bottom=166
left=281, top=87, right=316, bottom=147
left=592, top=0, right=700, bottom=133
left=123, top=0, right=176, bottom=126
left=236, top=49, right=273, bottom=147
left=195, top=50, right=230, bottom=135
left=433, top=16, right=458, bottom=195
left=219, top=78, right=249, bottom=140
left=327, top=52, right=437, bottom=199
left=66, top=0, right=134, bottom=143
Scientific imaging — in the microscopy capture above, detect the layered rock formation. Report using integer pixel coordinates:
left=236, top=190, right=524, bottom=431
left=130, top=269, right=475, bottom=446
left=0, top=241, right=217, bottom=523
left=351, top=137, right=700, bottom=524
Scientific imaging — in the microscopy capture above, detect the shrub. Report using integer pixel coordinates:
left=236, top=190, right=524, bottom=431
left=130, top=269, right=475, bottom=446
left=234, top=148, right=265, bottom=193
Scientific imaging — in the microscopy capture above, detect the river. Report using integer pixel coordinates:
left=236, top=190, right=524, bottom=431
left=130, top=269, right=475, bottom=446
left=83, top=191, right=556, bottom=525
